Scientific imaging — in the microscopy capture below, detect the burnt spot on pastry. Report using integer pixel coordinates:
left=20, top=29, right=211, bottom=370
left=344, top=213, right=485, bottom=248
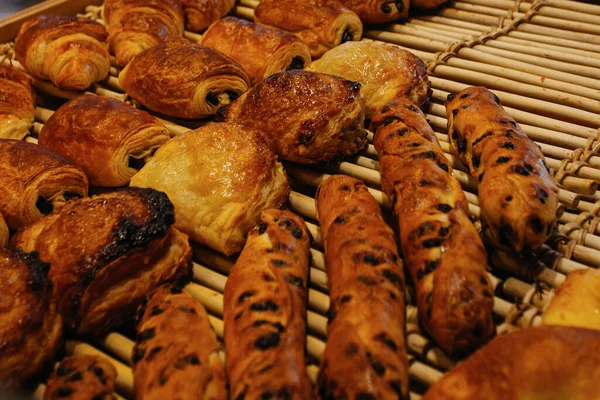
left=340, top=294, right=352, bottom=303
left=423, top=238, right=444, bottom=248
left=408, top=142, right=421, bottom=147
left=471, top=132, right=493, bottom=147
left=263, top=273, right=275, bottom=282
left=137, top=328, right=155, bottom=342
left=380, top=106, right=390, bottom=113
left=291, top=227, right=303, bottom=239
left=258, top=222, right=268, bottom=234
left=397, top=128, right=409, bottom=136
left=446, top=93, right=456, bottom=102
left=361, top=253, right=382, bottom=266
left=132, top=347, right=146, bottom=363
left=345, top=342, right=359, bottom=356
left=417, top=151, right=437, bottom=159
left=438, top=226, right=450, bottom=237
left=460, top=93, right=470, bottom=99
left=366, top=352, right=386, bottom=376
left=53, top=387, right=73, bottom=397
left=250, top=300, right=280, bottom=312
left=382, top=269, right=403, bottom=289
left=333, top=216, right=346, bottom=225
left=254, top=332, right=281, bottom=350
left=502, top=142, right=515, bottom=150
left=437, top=204, right=452, bottom=213
left=438, top=162, right=449, bottom=172
left=472, top=155, right=481, bottom=168
left=238, top=290, right=255, bottom=303
left=497, top=156, right=511, bottom=164
left=287, top=56, right=305, bottom=70
left=381, top=116, right=397, bottom=127
left=514, top=165, right=530, bottom=176
left=461, top=104, right=470, bottom=110
left=150, top=305, right=164, bottom=316
left=341, top=28, right=353, bottom=44
left=524, top=163, right=534, bottom=172
left=493, top=94, right=501, bottom=105
left=285, top=274, right=304, bottom=288
left=357, top=275, right=378, bottom=286
left=66, top=371, right=83, bottom=382
left=147, top=346, right=163, bottom=360
left=419, top=179, right=435, bottom=187
left=374, top=332, right=397, bottom=351
left=271, top=259, right=290, bottom=267
left=528, top=217, right=545, bottom=234
left=36, top=196, right=54, bottom=215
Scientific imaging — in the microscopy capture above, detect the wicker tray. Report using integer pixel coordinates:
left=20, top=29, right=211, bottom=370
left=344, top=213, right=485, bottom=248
left=2, top=0, right=600, bottom=398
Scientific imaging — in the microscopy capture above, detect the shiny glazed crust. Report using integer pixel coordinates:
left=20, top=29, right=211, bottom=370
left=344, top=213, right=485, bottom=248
left=15, top=15, right=110, bottom=91
left=39, top=94, right=172, bottom=187
left=315, top=175, right=409, bottom=400
left=339, top=0, right=409, bottom=23
left=200, top=17, right=312, bottom=86
left=445, top=87, right=559, bottom=252
left=181, top=0, right=236, bottom=32
left=44, top=355, right=117, bottom=400
left=0, top=63, right=35, bottom=140
left=372, top=98, right=495, bottom=357
left=223, top=209, right=312, bottom=399
left=133, top=285, right=226, bottom=399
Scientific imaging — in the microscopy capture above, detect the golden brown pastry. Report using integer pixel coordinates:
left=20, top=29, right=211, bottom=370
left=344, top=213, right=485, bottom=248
left=119, top=39, right=249, bottom=119
left=0, top=139, right=88, bottom=230
left=338, top=0, right=409, bottom=23
left=200, top=17, right=311, bottom=86
left=223, top=209, right=312, bottom=400
left=372, top=98, right=494, bottom=357
left=44, top=355, right=117, bottom=400
left=15, top=15, right=110, bottom=91
left=0, top=249, right=62, bottom=387
left=423, top=326, right=600, bottom=400
left=411, top=0, right=446, bottom=8
left=182, top=0, right=236, bottom=32
left=103, top=0, right=184, bottom=68
left=133, top=284, right=226, bottom=399
left=10, top=187, right=192, bottom=335
left=130, top=122, right=290, bottom=256
left=0, top=214, right=8, bottom=249
left=218, top=70, right=367, bottom=164
left=316, top=175, right=409, bottom=400
left=307, top=41, right=430, bottom=117
left=542, top=269, right=600, bottom=330
left=446, top=87, right=559, bottom=252
left=254, top=0, right=363, bottom=58
left=39, top=94, right=172, bottom=187
left=0, top=63, right=35, bottom=140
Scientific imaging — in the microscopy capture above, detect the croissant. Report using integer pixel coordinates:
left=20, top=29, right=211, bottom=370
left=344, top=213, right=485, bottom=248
left=119, top=40, right=250, bottom=119
left=39, top=94, right=172, bottom=187
left=15, top=15, right=110, bottom=91
left=200, top=17, right=311, bottom=86
left=182, top=0, right=236, bottom=32
left=338, top=0, right=409, bottom=23
left=103, top=0, right=184, bottom=67
left=0, top=63, right=35, bottom=140
left=44, top=356, right=117, bottom=400
left=0, top=139, right=88, bottom=230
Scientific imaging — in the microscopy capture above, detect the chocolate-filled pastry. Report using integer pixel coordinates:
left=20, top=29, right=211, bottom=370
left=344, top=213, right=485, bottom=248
left=0, top=214, right=8, bottom=248
left=316, top=175, right=409, bottom=400
left=218, top=70, right=367, bottom=164
left=130, top=122, right=290, bottom=255
left=254, top=0, right=362, bottom=58
left=338, top=0, right=409, bottom=23
left=411, top=0, right=446, bottom=8
left=423, top=326, right=600, bottom=400
left=15, top=15, right=110, bottom=91
left=0, top=249, right=62, bottom=387
left=307, top=41, right=430, bottom=117
left=133, top=285, right=226, bottom=399
left=119, top=40, right=249, bottom=119
left=372, top=98, right=494, bottom=357
left=0, top=139, right=88, bottom=230
left=10, top=187, right=192, bottom=335
left=182, top=0, right=236, bottom=32
left=223, top=209, right=312, bottom=400
left=0, top=63, right=35, bottom=140
left=200, top=17, right=311, bottom=86
left=446, top=87, right=559, bottom=252
left=103, top=0, right=184, bottom=67
left=39, top=94, right=172, bottom=187
left=44, top=355, right=117, bottom=400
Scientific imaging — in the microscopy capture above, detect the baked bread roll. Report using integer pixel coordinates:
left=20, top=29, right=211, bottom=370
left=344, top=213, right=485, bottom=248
left=130, top=122, right=290, bottom=255
left=0, top=249, right=62, bottom=387
left=133, top=284, right=226, bottom=399
left=307, top=41, right=430, bottom=117
left=0, top=214, right=8, bottom=249
left=119, top=40, right=249, bottom=119
left=15, top=15, right=110, bottom=91
left=411, top=0, right=446, bottom=8
left=254, top=0, right=362, bottom=58
left=372, top=98, right=494, bottom=357
left=103, top=0, right=184, bottom=68
left=10, top=187, right=192, bottom=335
left=200, top=17, right=311, bottom=86
left=338, top=0, right=409, bottom=23
left=218, top=70, right=367, bottom=164
left=182, top=0, right=236, bottom=32
left=44, top=355, right=117, bottom=400
left=223, top=209, right=312, bottom=400
left=39, top=94, right=172, bottom=187
left=0, top=63, right=35, bottom=140
left=423, top=326, right=600, bottom=400
left=446, top=87, right=559, bottom=252
left=316, top=175, right=409, bottom=400
left=0, top=139, right=88, bottom=230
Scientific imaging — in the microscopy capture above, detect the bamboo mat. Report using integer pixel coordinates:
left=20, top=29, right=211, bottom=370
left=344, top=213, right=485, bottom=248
left=1, top=0, right=599, bottom=398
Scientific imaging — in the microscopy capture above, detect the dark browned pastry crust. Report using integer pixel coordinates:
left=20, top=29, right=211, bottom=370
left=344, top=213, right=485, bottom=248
left=181, top=0, right=236, bottom=32
left=372, top=97, right=494, bottom=357
left=411, top=0, right=446, bottom=8
left=0, top=214, right=8, bottom=249
left=133, top=285, right=226, bottom=399
left=315, top=175, right=409, bottom=400
left=338, top=0, right=409, bottom=23
left=44, top=355, right=117, bottom=400
left=0, top=63, right=36, bottom=140
left=445, top=87, right=558, bottom=252
left=223, top=209, right=312, bottom=400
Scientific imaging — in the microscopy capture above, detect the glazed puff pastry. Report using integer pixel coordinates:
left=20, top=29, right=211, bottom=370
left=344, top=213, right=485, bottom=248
left=0, top=139, right=88, bottom=230
left=15, top=15, right=110, bottom=91
left=103, top=0, right=184, bottom=68
left=182, top=0, right=236, bottom=32
left=218, top=70, right=367, bottom=164
left=119, top=40, right=250, bottom=119
left=39, top=94, right=172, bottom=187
left=130, top=122, right=290, bottom=256
left=200, top=17, right=311, bottom=86
left=44, top=356, right=117, bottom=400
left=254, top=0, right=362, bottom=58
left=0, top=63, right=35, bottom=140
left=339, top=0, right=409, bottom=23
left=307, top=41, right=430, bottom=117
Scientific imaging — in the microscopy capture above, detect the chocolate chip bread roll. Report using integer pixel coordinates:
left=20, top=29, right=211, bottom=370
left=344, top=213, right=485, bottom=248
left=316, top=175, right=409, bottom=400
left=0, top=63, right=35, bottom=140
left=338, top=0, right=409, bottom=23
left=372, top=98, right=494, bottom=357
left=446, top=87, right=559, bottom=252
left=44, top=355, right=117, bottom=400
left=133, top=285, right=226, bottom=399
left=223, top=209, right=312, bottom=400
